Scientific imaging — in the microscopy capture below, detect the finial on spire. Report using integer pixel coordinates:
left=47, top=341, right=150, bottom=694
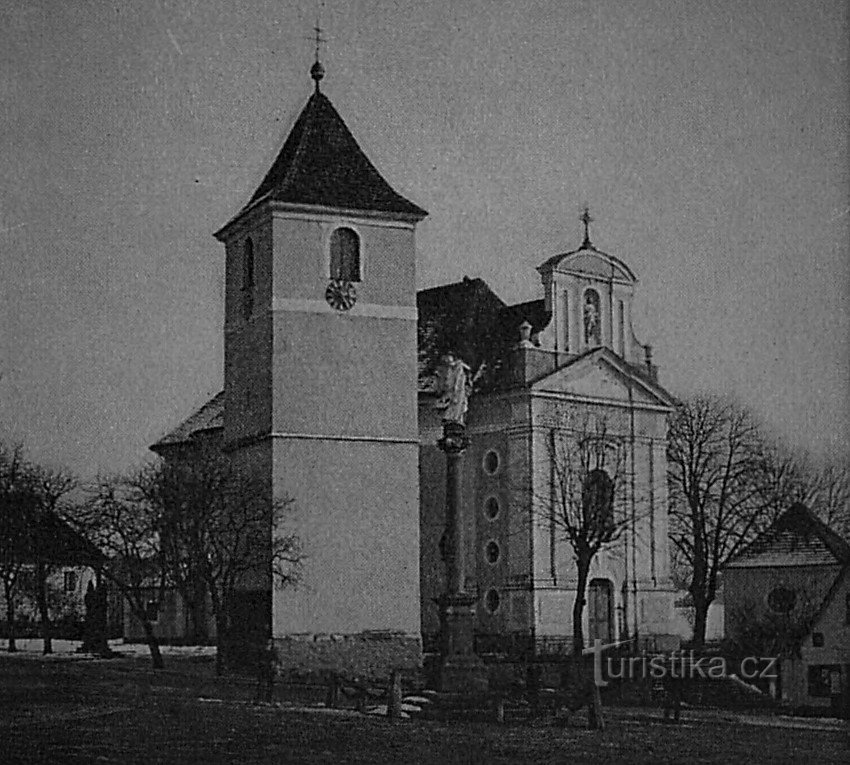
left=580, top=204, right=593, bottom=249
left=309, top=13, right=327, bottom=91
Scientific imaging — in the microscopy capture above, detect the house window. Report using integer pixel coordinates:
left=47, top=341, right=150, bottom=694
left=63, top=571, right=77, bottom=593
left=807, top=665, right=841, bottom=698
left=767, top=587, right=796, bottom=614
left=485, top=589, right=501, bottom=614
left=482, top=449, right=501, bottom=476
left=145, top=599, right=159, bottom=623
left=329, top=227, right=360, bottom=282
left=845, top=593, right=850, bottom=625
left=583, top=288, right=601, bottom=346
left=485, top=540, right=501, bottom=564
left=241, top=237, right=255, bottom=320
left=563, top=291, right=569, bottom=352
left=811, top=632, right=825, bottom=648
left=484, top=496, right=500, bottom=521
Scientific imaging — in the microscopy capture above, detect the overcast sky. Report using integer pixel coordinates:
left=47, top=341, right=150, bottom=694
left=1, top=0, right=848, bottom=477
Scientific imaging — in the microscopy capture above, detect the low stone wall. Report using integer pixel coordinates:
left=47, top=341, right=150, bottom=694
left=274, top=632, right=421, bottom=680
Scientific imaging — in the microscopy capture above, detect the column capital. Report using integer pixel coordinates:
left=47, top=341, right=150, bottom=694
left=438, top=421, right=470, bottom=453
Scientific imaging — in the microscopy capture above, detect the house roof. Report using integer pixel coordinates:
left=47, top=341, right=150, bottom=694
left=727, top=502, right=850, bottom=569
left=231, top=89, right=427, bottom=223
left=8, top=510, right=104, bottom=567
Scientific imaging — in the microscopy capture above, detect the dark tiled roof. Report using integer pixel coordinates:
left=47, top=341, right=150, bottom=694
left=151, top=392, right=224, bottom=451
left=417, top=277, right=551, bottom=393
left=728, top=503, right=850, bottom=568
left=244, top=91, right=426, bottom=219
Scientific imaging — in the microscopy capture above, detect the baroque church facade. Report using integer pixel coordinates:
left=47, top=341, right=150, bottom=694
left=154, top=63, right=678, bottom=672
left=417, top=220, right=677, bottom=654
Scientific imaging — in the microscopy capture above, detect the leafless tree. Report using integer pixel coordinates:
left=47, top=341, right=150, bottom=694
left=539, top=410, right=635, bottom=652
left=0, top=442, right=33, bottom=652
left=758, top=447, right=850, bottom=539
left=71, top=477, right=167, bottom=669
left=134, top=448, right=301, bottom=675
left=28, top=466, right=77, bottom=654
left=667, top=395, right=775, bottom=648
left=0, top=442, right=79, bottom=655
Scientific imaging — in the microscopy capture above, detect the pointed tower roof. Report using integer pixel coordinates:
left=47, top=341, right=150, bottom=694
left=236, top=86, right=427, bottom=222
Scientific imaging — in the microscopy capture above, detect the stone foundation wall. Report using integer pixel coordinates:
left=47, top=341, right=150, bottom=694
left=273, top=632, right=421, bottom=679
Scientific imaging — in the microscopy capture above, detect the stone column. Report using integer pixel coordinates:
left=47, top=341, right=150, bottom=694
left=435, top=420, right=488, bottom=692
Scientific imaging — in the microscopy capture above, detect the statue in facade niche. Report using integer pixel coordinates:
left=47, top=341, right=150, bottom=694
left=435, top=351, right=484, bottom=426
left=584, top=293, right=601, bottom=345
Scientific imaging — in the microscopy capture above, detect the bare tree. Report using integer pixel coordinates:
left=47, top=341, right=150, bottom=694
left=0, top=442, right=33, bottom=652
left=28, top=466, right=77, bottom=654
left=807, top=461, right=850, bottom=538
left=667, top=395, right=775, bottom=648
left=540, top=410, right=635, bottom=652
left=71, top=478, right=167, bottom=669
left=134, top=449, right=301, bottom=675
left=759, top=447, right=850, bottom=540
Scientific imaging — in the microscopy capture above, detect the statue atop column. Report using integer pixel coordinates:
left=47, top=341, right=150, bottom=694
left=435, top=351, right=485, bottom=427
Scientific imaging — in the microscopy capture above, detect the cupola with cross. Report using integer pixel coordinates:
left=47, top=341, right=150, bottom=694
left=536, top=208, right=649, bottom=367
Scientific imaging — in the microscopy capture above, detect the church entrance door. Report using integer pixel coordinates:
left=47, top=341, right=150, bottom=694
left=588, top=579, right=614, bottom=644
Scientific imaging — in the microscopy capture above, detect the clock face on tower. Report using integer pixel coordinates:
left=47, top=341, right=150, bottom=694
left=325, top=279, right=357, bottom=311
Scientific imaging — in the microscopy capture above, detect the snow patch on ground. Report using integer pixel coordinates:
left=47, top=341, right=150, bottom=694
left=0, top=639, right=216, bottom=659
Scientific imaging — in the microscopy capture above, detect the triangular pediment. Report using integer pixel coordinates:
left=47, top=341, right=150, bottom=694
left=531, top=350, right=674, bottom=410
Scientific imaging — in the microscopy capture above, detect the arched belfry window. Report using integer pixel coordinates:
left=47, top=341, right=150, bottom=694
left=241, top=238, right=255, bottom=320
left=583, top=288, right=601, bottom=346
left=329, top=227, right=361, bottom=282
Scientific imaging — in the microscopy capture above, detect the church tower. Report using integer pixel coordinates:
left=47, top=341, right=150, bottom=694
left=214, top=61, right=427, bottom=672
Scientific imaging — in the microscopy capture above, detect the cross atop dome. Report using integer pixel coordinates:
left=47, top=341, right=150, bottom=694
left=580, top=205, right=594, bottom=249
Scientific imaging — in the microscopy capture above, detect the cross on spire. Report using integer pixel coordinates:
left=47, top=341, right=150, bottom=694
left=580, top=205, right=593, bottom=248
left=312, top=22, right=326, bottom=63
left=308, top=9, right=327, bottom=90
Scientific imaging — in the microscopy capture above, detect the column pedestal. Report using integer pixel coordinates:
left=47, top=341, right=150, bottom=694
left=436, top=592, right=488, bottom=692
left=436, top=420, right=488, bottom=694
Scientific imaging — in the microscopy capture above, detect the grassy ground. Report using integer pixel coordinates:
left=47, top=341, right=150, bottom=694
left=0, top=653, right=847, bottom=764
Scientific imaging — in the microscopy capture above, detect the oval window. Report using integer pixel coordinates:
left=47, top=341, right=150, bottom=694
left=485, top=496, right=500, bottom=521
left=767, top=587, right=796, bottom=614
left=485, top=540, right=500, bottom=564
left=485, top=589, right=501, bottom=614
left=483, top=449, right=500, bottom=475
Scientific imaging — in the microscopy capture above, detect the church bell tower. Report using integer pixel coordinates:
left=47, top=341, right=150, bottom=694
left=214, top=60, right=428, bottom=672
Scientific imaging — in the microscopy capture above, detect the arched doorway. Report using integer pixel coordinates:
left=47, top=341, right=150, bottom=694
left=588, top=578, right=614, bottom=644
